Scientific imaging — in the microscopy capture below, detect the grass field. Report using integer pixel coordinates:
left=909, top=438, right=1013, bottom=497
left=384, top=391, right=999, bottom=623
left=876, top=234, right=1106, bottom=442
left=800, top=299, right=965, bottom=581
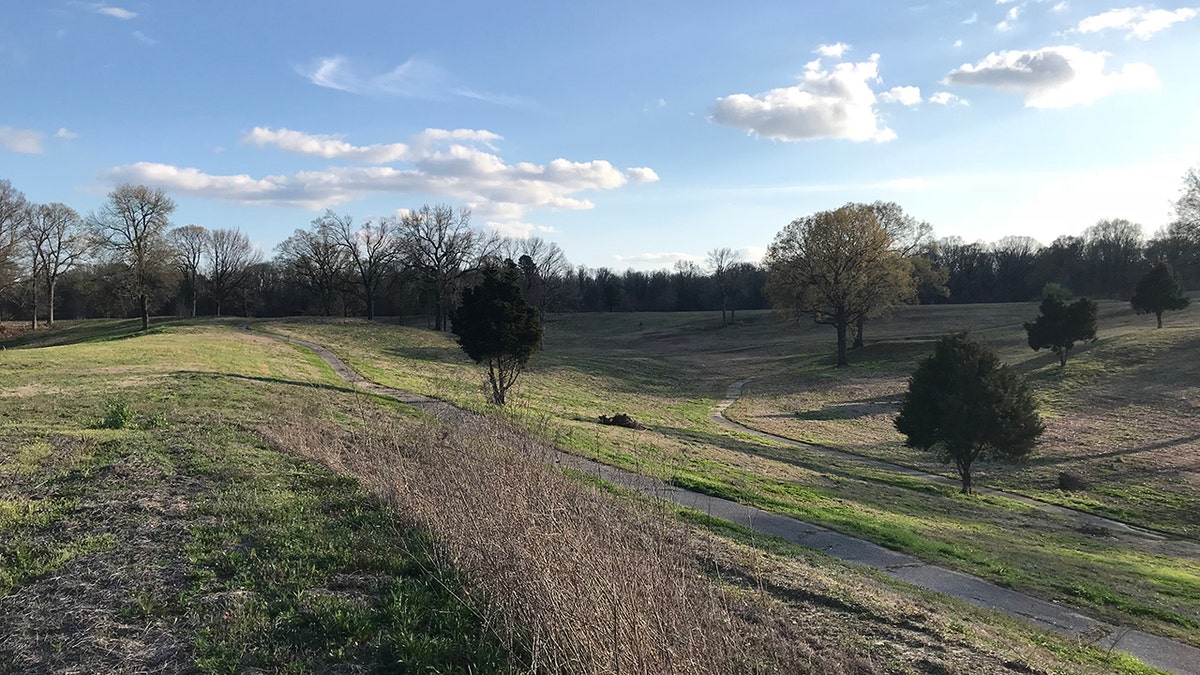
left=0, top=315, right=1184, bottom=672
left=258, top=300, right=1200, bottom=647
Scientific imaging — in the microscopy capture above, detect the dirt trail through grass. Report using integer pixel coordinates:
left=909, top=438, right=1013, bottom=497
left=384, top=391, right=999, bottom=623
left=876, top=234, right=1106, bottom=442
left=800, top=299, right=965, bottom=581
left=242, top=323, right=1200, bottom=675
left=713, top=376, right=1200, bottom=560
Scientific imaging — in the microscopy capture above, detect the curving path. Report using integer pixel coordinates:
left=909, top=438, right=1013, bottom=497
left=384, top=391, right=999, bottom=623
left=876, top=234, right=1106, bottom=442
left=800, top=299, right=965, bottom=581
left=243, top=324, right=1200, bottom=675
left=713, top=377, right=1200, bottom=560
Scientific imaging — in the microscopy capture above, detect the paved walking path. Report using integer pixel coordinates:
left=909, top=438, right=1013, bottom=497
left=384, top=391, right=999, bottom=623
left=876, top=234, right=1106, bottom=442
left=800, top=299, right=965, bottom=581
left=244, top=325, right=1200, bottom=675
left=712, top=377, right=1200, bottom=560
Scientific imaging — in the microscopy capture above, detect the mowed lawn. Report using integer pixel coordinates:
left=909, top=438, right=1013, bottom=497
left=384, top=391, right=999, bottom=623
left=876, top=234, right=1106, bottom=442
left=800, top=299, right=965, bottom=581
left=0, top=318, right=1174, bottom=673
left=259, top=302, right=1200, bottom=646
left=0, top=320, right=510, bottom=674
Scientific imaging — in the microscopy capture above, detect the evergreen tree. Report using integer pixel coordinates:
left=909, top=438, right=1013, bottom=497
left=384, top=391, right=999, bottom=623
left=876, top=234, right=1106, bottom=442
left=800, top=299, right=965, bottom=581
left=451, top=260, right=543, bottom=406
left=1024, top=292, right=1098, bottom=367
left=1130, top=262, right=1189, bottom=328
left=895, top=333, right=1043, bottom=494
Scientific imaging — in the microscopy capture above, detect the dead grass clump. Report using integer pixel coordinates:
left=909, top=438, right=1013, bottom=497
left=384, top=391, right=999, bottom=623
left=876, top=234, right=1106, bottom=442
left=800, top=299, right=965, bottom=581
left=265, top=409, right=865, bottom=674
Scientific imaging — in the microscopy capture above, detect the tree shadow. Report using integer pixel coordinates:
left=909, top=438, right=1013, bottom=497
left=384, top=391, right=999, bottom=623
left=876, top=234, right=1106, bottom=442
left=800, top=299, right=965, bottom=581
left=0, top=317, right=240, bottom=350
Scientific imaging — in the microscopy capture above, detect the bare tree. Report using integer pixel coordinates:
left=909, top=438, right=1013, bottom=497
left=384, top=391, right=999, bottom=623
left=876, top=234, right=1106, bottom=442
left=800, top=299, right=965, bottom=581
left=275, top=218, right=353, bottom=316
left=23, top=203, right=93, bottom=327
left=205, top=228, right=262, bottom=316
left=399, top=204, right=500, bottom=330
left=169, top=224, right=208, bottom=317
left=505, top=236, right=574, bottom=319
left=706, top=247, right=745, bottom=324
left=0, top=180, right=27, bottom=298
left=325, top=211, right=402, bottom=321
left=90, top=184, right=177, bottom=330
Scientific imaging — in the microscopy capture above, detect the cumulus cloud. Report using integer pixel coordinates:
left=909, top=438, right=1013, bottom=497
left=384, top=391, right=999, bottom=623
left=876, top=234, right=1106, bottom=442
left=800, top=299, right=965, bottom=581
left=106, top=127, right=659, bottom=228
left=712, top=53, right=898, bottom=143
left=944, top=46, right=1157, bottom=108
left=815, top=42, right=850, bottom=58
left=928, top=91, right=969, bottom=106
left=484, top=220, right=556, bottom=239
left=1077, top=7, right=1197, bottom=40
left=0, top=127, right=43, bottom=154
left=55, top=128, right=79, bottom=140
left=243, top=127, right=410, bottom=164
left=880, top=85, right=922, bottom=106
left=93, top=4, right=137, bottom=19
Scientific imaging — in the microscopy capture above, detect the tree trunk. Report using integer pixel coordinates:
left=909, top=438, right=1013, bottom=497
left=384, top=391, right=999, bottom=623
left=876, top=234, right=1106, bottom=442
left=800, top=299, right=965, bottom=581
left=835, top=322, right=849, bottom=367
left=215, top=299, right=222, bottom=317
left=30, top=280, right=38, bottom=330
left=365, top=292, right=375, bottom=321
left=48, top=279, right=56, bottom=327
left=1156, top=311, right=1163, bottom=329
left=852, top=316, right=865, bottom=349
left=1058, top=350, right=1067, bottom=368
left=191, top=277, right=197, bottom=318
left=140, top=294, right=150, bottom=330
left=959, top=464, right=972, bottom=494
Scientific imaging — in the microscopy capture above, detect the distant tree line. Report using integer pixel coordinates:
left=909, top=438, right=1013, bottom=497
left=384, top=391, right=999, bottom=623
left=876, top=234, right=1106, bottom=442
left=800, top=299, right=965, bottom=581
left=0, top=167, right=1196, bottom=327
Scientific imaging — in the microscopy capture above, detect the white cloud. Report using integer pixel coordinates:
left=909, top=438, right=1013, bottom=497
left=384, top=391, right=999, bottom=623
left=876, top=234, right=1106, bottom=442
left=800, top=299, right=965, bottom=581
left=712, top=53, right=897, bottom=143
left=55, top=128, right=79, bottom=140
left=880, top=85, right=922, bottom=106
left=484, top=220, right=556, bottom=239
left=964, top=11, right=979, bottom=24
left=1053, top=2, right=1069, bottom=12
left=297, top=54, right=528, bottom=106
left=928, top=91, right=969, bottom=106
left=243, top=127, right=411, bottom=164
left=613, top=251, right=703, bottom=270
left=0, top=127, right=43, bottom=154
left=944, top=46, right=1157, bottom=108
left=132, top=30, right=156, bottom=45
left=106, top=127, right=659, bottom=229
left=1077, top=7, right=1197, bottom=40
left=626, top=167, right=660, bottom=183
left=815, top=42, right=850, bottom=58
left=93, top=4, right=137, bottom=19
left=953, top=39, right=964, bottom=47
left=996, top=6, right=1021, bottom=32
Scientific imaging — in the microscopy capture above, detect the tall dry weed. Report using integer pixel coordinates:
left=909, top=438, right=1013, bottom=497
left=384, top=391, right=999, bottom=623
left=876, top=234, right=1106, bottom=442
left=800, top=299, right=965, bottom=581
left=264, top=402, right=859, bottom=674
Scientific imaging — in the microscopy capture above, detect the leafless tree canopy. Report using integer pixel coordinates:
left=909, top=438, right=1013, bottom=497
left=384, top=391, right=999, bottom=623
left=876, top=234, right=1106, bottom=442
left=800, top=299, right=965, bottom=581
left=323, top=210, right=402, bottom=321
left=399, top=204, right=500, bottom=330
left=169, top=224, right=208, bottom=318
left=205, top=228, right=262, bottom=317
left=0, top=180, right=28, bottom=296
left=22, top=203, right=92, bottom=327
left=275, top=218, right=354, bottom=317
left=89, top=184, right=178, bottom=330
left=706, top=247, right=744, bottom=324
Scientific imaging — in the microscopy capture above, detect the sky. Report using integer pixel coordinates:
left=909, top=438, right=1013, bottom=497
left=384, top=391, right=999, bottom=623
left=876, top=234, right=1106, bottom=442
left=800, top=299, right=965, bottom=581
left=1, top=1, right=1198, bottom=270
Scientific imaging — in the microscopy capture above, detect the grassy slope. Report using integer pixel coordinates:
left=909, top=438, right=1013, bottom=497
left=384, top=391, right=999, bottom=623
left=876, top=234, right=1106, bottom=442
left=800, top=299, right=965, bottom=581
left=0, top=320, right=508, bottom=674
left=258, top=305, right=1200, bottom=646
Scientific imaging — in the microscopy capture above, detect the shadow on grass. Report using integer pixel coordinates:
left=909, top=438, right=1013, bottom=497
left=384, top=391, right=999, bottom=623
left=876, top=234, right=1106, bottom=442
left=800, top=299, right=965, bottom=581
left=0, top=317, right=244, bottom=350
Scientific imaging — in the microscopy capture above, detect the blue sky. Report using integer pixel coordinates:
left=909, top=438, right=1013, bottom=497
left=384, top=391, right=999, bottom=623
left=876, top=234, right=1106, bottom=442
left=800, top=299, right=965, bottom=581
left=2, top=1, right=1198, bottom=270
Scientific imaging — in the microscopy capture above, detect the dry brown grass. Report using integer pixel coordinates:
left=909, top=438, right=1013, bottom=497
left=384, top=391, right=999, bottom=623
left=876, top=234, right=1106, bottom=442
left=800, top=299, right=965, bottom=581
left=261, top=397, right=1118, bottom=675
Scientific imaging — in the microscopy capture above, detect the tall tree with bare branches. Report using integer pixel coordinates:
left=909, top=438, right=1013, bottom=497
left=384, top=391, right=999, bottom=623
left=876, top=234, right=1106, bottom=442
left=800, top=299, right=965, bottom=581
left=325, top=210, right=402, bottom=321
left=275, top=218, right=353, bottom=316
left=0, top=180, right=27, bottom=298
left=90, top=184, right=178, bottom=330
left=400, top=204, right=500, bottom=330
left=169, top=224, right=208, bottom=317
left=205, top=228, right=262, bottom=316
left=706, top=247, right=745, bottom=324
left=23, top=203, right=93, bottom=327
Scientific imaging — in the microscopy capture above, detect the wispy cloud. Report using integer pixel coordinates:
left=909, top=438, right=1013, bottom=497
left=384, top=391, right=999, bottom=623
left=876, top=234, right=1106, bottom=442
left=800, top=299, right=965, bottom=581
left=55, top=128, right=79, bottom=140
left=132, top=30, right=157, bottom=45
left=297, top=55, right=530, bottom=107
left=1077, top=7, right=1198, bottom=40
left=92, top=4, right=137, bottom=20
left=0, top=126, right=44, bottom=154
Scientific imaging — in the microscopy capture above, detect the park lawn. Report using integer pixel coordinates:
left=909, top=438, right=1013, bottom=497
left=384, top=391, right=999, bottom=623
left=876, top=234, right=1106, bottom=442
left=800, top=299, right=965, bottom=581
left=0, top=317, right=1172, bottom=673
left=0, top=320, right=510, bottom=674
left=258, top=305, right=1200, bottom=645
left=727, top=301, right=1200, bottom=540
